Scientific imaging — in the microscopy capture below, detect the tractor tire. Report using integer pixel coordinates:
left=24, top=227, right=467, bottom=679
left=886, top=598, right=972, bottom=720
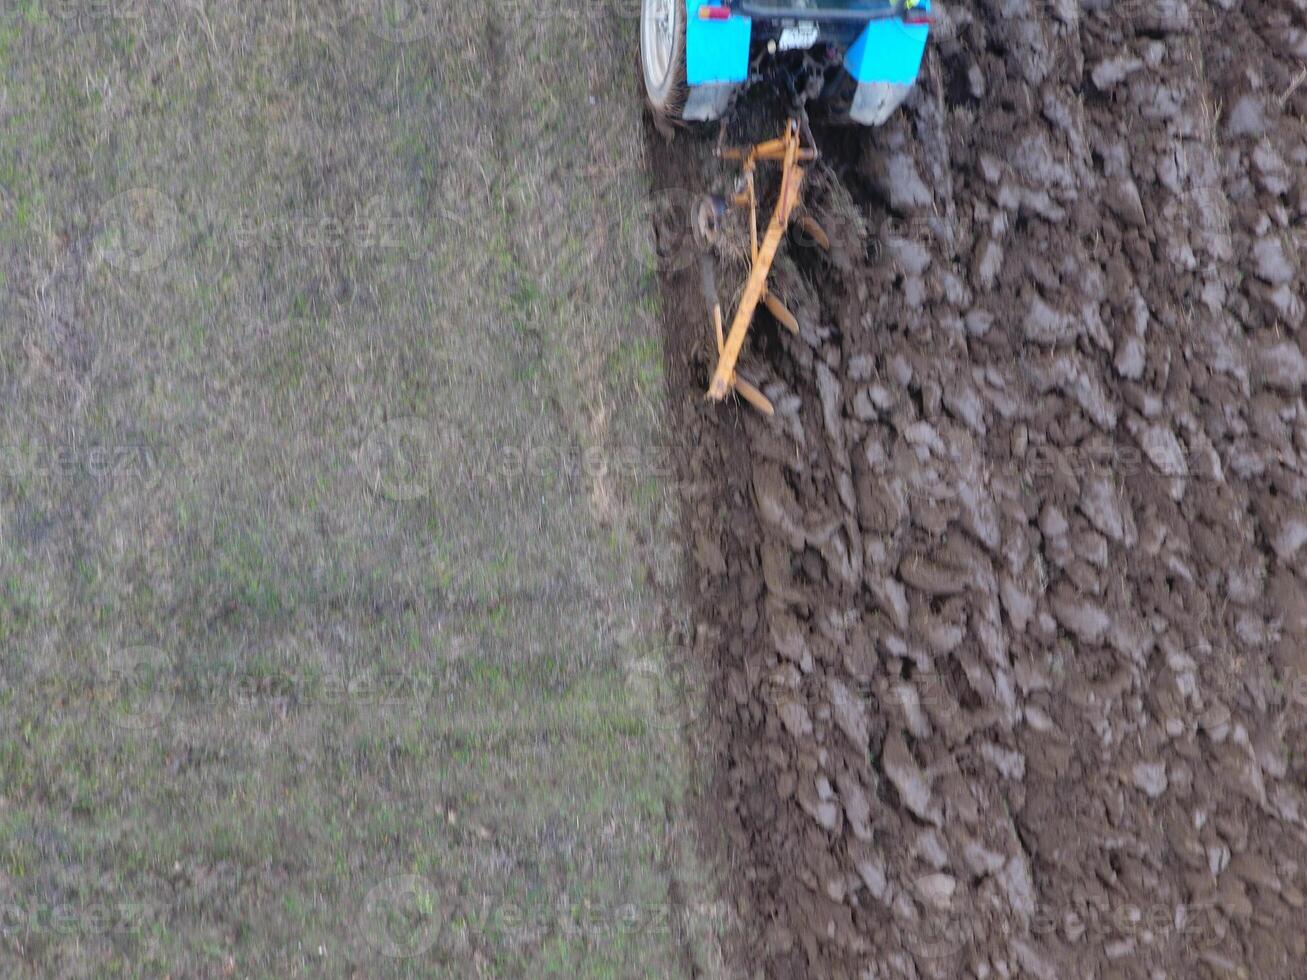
left=641, top=0, right=688, bottom=121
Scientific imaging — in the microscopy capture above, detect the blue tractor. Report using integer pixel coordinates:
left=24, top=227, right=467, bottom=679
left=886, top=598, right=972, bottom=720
left=640, top=0, right=932, bottom=127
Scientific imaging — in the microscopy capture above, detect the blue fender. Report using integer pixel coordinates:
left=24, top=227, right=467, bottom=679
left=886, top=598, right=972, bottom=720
left=685, top=1, right=752, bottom=86
left=844, top=0, right=930, bottom=86
left=844, top=0, right=929, bottom=124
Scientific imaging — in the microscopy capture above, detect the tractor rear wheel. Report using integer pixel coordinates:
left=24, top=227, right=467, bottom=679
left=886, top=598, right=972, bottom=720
left=641, top=0, right=687, bottom=119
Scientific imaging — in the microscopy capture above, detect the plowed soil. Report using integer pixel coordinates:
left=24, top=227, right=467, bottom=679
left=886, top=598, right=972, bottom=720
left=648, top=2, right=1307, bottom=977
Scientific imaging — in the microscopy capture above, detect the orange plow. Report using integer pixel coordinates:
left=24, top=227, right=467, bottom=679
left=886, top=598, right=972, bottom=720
left=700, top=119, right=821, bottom=416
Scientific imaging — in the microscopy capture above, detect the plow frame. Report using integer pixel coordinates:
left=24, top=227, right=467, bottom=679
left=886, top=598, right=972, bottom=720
left=705, top=119, right=820, bottom=416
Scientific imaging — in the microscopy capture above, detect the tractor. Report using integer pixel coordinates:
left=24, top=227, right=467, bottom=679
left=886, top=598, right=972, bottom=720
left=640, top=0, right=933, bottom=414
left=639, top=0, right=932, bottom=127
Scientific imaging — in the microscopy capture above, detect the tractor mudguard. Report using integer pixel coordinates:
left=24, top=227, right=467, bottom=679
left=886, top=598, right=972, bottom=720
left=684, top=1, right=752, bottom=85
left=843, top=0, right=930, bottom=125
left=683, top=1, right=750, bottom=119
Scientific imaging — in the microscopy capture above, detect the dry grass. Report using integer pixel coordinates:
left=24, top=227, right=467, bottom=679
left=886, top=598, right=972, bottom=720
left=0, top=1, right=720, bottom=976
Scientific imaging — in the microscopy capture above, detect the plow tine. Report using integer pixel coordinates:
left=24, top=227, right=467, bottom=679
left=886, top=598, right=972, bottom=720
left=732, top=376, right=774, bottom=416
left=763, top=293, right=799, bottom=334
left=797, top=214, right=830, bottom=252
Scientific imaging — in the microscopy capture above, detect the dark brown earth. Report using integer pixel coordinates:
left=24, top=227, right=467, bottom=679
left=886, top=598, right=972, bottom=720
left=647, top=1, right=1307, bottom=977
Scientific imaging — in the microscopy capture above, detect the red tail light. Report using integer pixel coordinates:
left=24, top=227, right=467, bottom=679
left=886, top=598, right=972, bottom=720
left=698, top=5, right=731, bottom=19
left=904, top=11, right=932, bottom=26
